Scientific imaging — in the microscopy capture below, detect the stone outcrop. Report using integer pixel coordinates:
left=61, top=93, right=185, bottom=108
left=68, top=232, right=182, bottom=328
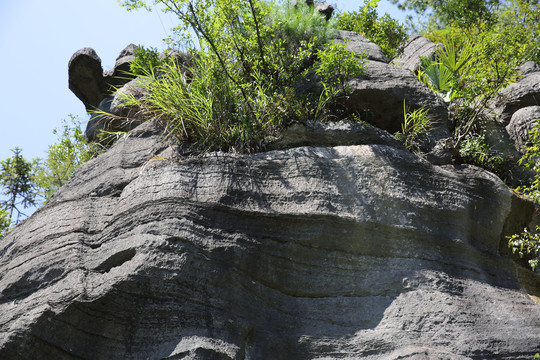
left=334, top=30, right=388, bottom=63
left=68, top=44, right=138, bottom=111
left=342, top=60, right=452, bottom=164
left=85, top=78, right=149, bottom=142
left=506, top=105, right=540, bottom=152
left=102, top=43, right=138, bottom=92
left=491, top=61, right=540, bottom=124
left=68, top=47, right=107, bottom=111
left=293, top=0, right=334, bottom=20
left=344, top=60, right=449, bottom=133
left=6, top=25, right=540, bottom=359
left=392, top=34, right=438, bottom=72
left=1, top=119, right=539, bottom=359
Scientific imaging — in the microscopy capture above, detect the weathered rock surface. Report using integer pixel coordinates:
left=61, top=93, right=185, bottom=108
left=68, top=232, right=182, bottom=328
left=342, top=60, right=452, bottom=164
left=344, top=61, right=449, bottom=132
left=267, top=119, right=404, bottom=150
left=315, top=3, right=334, bottom=20
left=85, top=78, right=149, bottom=141
left=392, top=34, right=438, bottom=73
left=69, top=44, right=138, bottom=112
left=1, top=121, right=539, bottom=359
left=507, top=105, right=540, bottom=152
left=68, top=47, right=107, bottom=111
left=103, top=43, right=138, bottom=92
left=334, top=30, right=388, bottom=63
left=491, top=61, right=540, bottom=123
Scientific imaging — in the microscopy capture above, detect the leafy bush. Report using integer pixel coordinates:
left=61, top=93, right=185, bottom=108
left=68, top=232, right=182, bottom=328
left=394, top=102, right=431, bottom=152
left=507, top=226, right=540, bottom=272
left=411, top=1, right=540, bottom=160
left=119, top=0, right=365, bottom=152
left=337, top=0, right=408, bottom=59
left=390, top=0, right=501, bottom=32
left=458, top=133, right=503, bottom=171
left=516, top=119, right=540, bottom=203
left=0, top=207, right=11, bottom=239
left=0, top=148, right=40, bottom=229
left=35, top=116, right=100, bottom=201
left=417, top=38, right=475, bottom=102
left=130, top=45, right=168, bottom=76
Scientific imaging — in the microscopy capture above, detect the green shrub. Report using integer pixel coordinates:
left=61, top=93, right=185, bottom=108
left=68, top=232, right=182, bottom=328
left=516, top=119, right=540, bottom=203
left=507, top=226, right=540, bottom=272
left=35, top=116, right=100, bottom=201
left=337, top=0, right=408, bottom=59
left=394, top=102, right=431, bottom=152
left=390, top=0, right=501, bottom=32
left=458, top=133, right=503, bottom=170
left=130, top=45, right=168, bottom=76
left=417, top=38, right=475, bottom=102
left=119, top=0, right=365, bottom=152
left=0, top=207, right=11, bottom=239
left=418, top=1, right=540, bottom=155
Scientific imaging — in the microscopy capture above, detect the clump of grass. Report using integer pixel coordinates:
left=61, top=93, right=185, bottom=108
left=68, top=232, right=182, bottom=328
left=116, top=0, right=365, bottom=153
left=395, top=102, right=432, bottom=152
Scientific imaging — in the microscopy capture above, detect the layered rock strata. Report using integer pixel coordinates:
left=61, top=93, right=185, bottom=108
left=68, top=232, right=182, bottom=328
left=0, top=122, right=539, bottom=359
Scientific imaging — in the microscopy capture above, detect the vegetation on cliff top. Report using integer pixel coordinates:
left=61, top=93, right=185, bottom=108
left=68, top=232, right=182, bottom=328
left=118, top=0, right=365, bottom=152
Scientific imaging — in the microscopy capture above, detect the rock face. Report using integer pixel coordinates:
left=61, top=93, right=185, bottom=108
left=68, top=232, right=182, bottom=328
left=342, top=60, right=452, bottom=164
left=344, top=60, right=449, bottom=133
left=68, top=44, right=138, bottom=111
left=1, top=121, right=540, bottom=359
left=492, top=61, right=540, bottom=124
left=334, top=30, right=388, bottom=63
left=68, top=47, right=107, bottom=111
left=506, top=105, right=540, bottom=152
left=392, top=34, right=438, bottom=72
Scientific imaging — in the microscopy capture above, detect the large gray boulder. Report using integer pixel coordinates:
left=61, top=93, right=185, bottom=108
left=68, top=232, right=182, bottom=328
left=506, top=105, right=540, bottom=153
left=491, top=61, right=540, bottom=123
left=1, top=121, right=539, bottom=359
left=102, top=43, right=138, bottom=92
left=68, top=47, right=106, bottom=111
left=344, top=61, right=449, bottom=133
left=392, top=34, right=438, bottom=73
left=334, top=30, right=388, bottom=63
left=342, top=60, right=452, bottom=163
left=69, top=45, right=139, bottom=112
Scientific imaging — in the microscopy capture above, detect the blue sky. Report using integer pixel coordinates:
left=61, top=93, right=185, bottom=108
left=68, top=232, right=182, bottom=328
left=0, top=0, right=409, bottom=164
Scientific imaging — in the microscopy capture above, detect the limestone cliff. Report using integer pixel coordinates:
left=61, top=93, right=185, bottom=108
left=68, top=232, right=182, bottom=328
left=1, top=33, right=540, bottom=359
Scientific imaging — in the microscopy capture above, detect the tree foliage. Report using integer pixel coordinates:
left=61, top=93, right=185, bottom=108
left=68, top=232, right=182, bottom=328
left=35, top=115, right=100, bottom=201
left=0, top=117, right=99, bottom=240
left=508, top=226, right=540, bottom=272
left=390, top=0, right=501, bottom=30
left=337, top=0, right=408, bottom=59
left=119, top=0, right=365, bottom=151
left=406, top=0, right=540, bottom=162
left=0, top=148, right=40, bottom=232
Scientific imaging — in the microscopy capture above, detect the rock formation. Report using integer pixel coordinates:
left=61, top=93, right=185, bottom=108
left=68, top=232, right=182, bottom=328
left=507, top=106, right=540, bottom=152
left=2, top=25, right=540, bottom=360
left=335, top=30, right=388, bottom=63
left=491, top=61, right=540, bottom=124
left=68, top=44, right=139, bottom=112
left=1, top=118, right=539, bottom=359
left=392, top=34, right=439, bottom=73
